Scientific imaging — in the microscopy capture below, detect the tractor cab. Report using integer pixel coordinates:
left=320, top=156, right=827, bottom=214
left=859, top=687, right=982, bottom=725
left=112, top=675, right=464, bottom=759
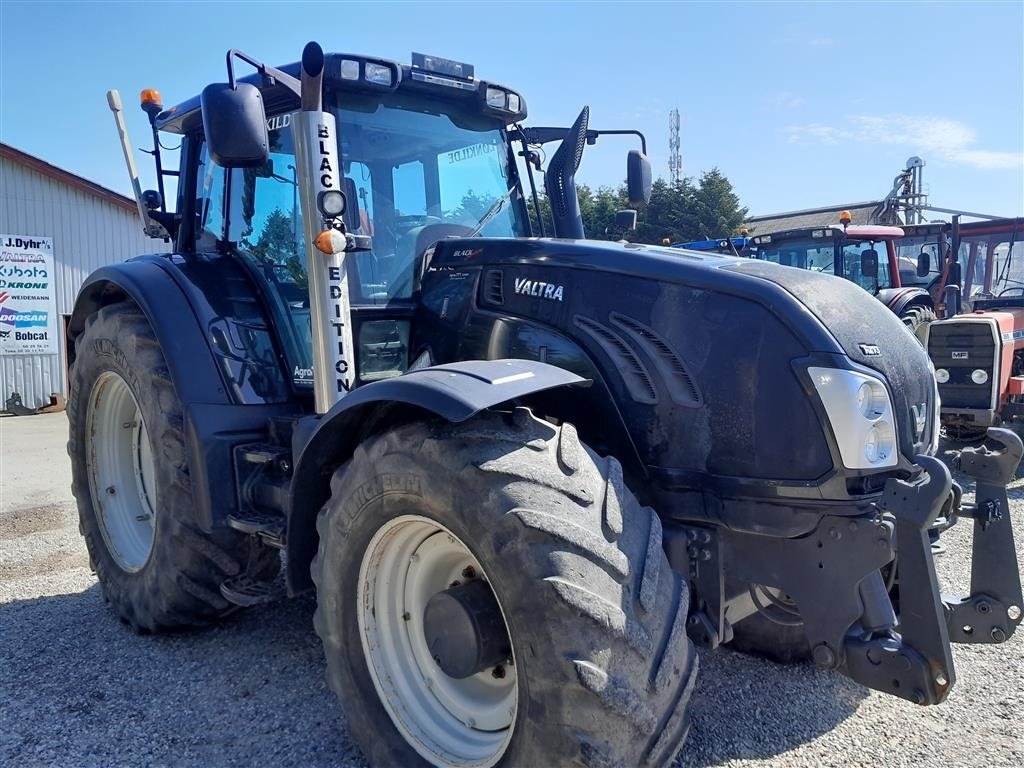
left=153, top=53, right=534, bottom=390
left=749, top=220, right=937, bottom=340
left=144, top=51, right=649, bottom=400
left=749, top=222, right=904, bottom=293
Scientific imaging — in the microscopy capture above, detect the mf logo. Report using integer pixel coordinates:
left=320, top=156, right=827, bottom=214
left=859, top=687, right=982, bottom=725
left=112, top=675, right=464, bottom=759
left=911, top=403, right=928, bottom=441
left=952, top=351, right=969, bottom=360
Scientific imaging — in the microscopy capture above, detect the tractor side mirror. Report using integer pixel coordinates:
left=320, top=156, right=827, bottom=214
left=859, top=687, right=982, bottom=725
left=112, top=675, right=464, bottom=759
left=626, top=150, right=652, bottom=205
left=614, top=209, right=637, bottom=231
left=200, top=82, right=269, bottom=168
left=861, top=249, right=879, bottom=279
left=917, top=250, right=931, bottom=277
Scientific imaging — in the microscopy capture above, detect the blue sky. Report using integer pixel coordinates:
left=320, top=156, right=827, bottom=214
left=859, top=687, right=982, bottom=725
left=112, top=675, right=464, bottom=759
left=2, top=1, right=1021, bottom=219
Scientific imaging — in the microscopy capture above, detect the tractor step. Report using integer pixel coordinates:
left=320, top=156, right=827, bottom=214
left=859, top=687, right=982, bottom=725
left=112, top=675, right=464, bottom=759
left=227, top=511, right=287, bottom=549
left=220, top=575, right=285, bottom=607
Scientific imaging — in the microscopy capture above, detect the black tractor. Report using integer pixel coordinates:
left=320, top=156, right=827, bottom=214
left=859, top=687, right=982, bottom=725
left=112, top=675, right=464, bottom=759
left=68, top=43, right=1022, bottom=767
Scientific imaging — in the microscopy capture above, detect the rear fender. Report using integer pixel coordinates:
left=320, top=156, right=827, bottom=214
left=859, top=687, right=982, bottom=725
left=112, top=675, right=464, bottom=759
left=286, top=359, right=588, bottom=593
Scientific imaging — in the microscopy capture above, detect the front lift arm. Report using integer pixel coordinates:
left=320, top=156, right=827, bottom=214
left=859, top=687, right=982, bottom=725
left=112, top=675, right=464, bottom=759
left=680, top=428, right=1023, bottom=706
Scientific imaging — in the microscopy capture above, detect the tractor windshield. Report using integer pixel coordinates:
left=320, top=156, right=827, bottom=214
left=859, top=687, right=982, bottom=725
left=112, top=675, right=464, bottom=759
left=331, top=91, right=528, bottom=299
left=752, top=236, right=893, bottom=292
left=221, top=90, right=527, bottom=387
left=751, top=239, right=834, bottom=272
left=896, top=235, right=943, bottom=287
left=229, top=90, right=526, bottom=307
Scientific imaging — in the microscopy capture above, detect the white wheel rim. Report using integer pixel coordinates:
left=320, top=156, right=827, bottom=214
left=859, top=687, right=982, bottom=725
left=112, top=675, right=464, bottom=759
left=357, top=515, right=517, bottom=767
left=86, top=371, right=157, bottom=572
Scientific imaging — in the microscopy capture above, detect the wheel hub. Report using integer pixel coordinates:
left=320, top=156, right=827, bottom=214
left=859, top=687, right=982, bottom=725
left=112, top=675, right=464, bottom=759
left=423, top=579, right=511, bottom=679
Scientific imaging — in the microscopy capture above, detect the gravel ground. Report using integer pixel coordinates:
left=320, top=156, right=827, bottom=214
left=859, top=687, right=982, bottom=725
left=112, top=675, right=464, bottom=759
left=1, top=411, right=1022, bottom=767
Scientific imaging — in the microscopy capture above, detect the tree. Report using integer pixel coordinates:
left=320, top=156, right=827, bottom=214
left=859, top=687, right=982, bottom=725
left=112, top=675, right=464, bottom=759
left=242, top=208, right=306, bottom=286
left=690, top=168, right=748, bottom=241
left=528, top=169, right=747, bottom=247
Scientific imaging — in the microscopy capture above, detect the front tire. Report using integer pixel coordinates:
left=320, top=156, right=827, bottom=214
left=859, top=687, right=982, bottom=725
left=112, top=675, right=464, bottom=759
left=312, top=409, right=698, bottom=767
left=68, top=302, right=277, bottom=632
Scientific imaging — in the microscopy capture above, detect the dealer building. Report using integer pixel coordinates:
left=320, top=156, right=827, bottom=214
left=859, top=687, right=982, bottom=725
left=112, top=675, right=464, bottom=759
left=1, top=142, right=152, bottom=410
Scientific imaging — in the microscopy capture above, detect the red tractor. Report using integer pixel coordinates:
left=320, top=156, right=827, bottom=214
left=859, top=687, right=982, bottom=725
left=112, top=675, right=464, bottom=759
left=925, top=217, right=1024, bottom=439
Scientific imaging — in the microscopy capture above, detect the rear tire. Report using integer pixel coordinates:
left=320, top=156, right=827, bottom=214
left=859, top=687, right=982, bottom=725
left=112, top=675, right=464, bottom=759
left=68, top=302, right=278, bottom=632
left=900, top=304, right=935, bottom=345
left=312, top=409, right=698, bottom=767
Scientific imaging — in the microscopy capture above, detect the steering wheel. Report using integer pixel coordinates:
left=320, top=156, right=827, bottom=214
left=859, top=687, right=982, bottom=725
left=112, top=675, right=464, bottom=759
left=387, top=223, right=475, bottom=299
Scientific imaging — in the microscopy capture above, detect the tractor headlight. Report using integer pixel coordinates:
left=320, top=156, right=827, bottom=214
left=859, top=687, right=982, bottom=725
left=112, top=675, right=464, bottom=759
left=486, top=87, right=507, bottom=108
left=809, top=367, right=898, bottom=469
left=971, top=368, right=989, bottom=385
left=364, top=63, right=393, bottom=86
left=935, top=368, right=950, bottom=384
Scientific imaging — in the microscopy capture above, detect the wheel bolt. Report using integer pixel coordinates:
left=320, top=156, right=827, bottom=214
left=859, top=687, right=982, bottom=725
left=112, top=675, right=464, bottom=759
left=450, top=581, right=460, bottom=588
left=106, top=486, right=116, bottom=495
left=462, top=565, right=476, bottom=579
left=492, top=664, right=506, bottom=679
left=1008, top=605, right=1021, bottom=621
left=991, top=627, right=1007, bottom=643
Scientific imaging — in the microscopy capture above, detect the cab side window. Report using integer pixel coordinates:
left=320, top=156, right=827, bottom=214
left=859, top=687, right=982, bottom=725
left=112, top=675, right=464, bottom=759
left=194, top=143, right=227, bottom=251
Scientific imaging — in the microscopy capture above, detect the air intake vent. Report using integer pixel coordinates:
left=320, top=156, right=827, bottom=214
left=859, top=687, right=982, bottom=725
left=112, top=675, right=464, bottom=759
left=483, top=269, right=504, bottom=305
left=573, top=315, right=657, bottom=404
left=610, top=313, right=702, bottom=406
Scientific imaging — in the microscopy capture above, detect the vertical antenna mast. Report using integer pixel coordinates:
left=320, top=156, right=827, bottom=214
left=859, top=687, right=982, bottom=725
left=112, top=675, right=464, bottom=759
left=668, top=109, right=682, bottom=186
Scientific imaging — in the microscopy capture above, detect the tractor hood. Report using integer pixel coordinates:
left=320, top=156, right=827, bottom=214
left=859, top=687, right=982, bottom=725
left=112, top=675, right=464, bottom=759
left=425, top=237, right=936, bottom=495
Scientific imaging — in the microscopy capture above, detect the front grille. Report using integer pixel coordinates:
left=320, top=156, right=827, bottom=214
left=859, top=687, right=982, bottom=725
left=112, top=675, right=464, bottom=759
left=928, top=321, right=996, bottom=410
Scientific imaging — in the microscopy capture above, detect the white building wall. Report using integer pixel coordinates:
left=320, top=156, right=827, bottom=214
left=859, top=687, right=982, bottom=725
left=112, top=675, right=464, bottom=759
left=1, top=154, right=155, bottom=408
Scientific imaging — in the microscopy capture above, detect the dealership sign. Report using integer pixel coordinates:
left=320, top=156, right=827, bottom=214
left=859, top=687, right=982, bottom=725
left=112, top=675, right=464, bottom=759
left=0, top=235, right=58, bottom=355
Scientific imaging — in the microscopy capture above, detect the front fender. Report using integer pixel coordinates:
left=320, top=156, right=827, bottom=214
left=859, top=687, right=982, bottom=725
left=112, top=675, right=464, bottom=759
left=286, top=359, right=588, bottom=593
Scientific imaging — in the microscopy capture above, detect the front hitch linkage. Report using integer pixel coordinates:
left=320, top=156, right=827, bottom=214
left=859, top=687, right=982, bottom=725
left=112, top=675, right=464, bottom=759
left=848, top=428, right=1023, bottom=705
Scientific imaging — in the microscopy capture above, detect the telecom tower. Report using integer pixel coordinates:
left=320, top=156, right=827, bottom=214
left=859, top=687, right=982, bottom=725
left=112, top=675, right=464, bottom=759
left=668, top=109, right=682, bottom=185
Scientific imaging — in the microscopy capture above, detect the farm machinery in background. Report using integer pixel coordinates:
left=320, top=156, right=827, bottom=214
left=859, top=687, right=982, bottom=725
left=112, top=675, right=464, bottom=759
left=671, top=235, right=752, bottom=256
left=747, top=218, right=939, bottom=341
left=925, top=217, right=1024, bottom=439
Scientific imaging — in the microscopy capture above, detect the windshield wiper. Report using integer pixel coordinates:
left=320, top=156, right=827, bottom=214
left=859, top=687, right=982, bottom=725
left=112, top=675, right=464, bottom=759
left=468, top=187, right=516, bottom=237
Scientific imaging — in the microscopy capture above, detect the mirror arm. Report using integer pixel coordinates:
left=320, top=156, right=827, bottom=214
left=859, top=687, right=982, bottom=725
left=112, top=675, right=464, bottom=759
left=585, top=128, right=648, bottom=155
left=518, top=126, right=570, bottom=145
left=522, top=127, right=649, bottom=156
left=225, top=48, right=301, bottom=99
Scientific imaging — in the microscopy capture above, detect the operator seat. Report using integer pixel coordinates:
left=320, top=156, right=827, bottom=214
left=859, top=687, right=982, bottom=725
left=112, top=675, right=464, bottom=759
left=387, top=223, right=474, bottom=297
